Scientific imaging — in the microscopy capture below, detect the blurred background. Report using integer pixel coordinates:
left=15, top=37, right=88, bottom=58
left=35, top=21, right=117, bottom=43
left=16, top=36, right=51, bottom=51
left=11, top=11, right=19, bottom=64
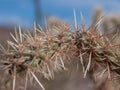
left=0, top=0, right=120, bottom=43
left=0, top=0, right=120, bottom=27
left=0, top=0, right=120, bottom=90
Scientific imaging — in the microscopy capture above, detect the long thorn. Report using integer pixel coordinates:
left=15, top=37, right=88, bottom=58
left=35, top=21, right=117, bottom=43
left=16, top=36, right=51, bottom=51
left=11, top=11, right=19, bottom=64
left=34, top=22, right=37, bottom=40
left=79, top=51, right=85, bottom=73
left=0, top=43, right=5, bottom=51
left=107, top=62, right=111, bottom=79
left=84, top=51, right=92, bottom=78
left=80, top=12, right=85, bottom=31
left=12, top=66, right=16, bottom=90
left=25, top=71, right=28, bottom=90
left=74, top=9, right=78, bottom=30
left=14, top=27, right=19, bottom=43
left=30, top=71, right=45, bottom=90
left=59, top=55, right=65, bottom=69
left=46, top=63, right=53, bottom=79
left=10, top=33, right=18, bottom=44
left=19, top=26, right=22, bottom=43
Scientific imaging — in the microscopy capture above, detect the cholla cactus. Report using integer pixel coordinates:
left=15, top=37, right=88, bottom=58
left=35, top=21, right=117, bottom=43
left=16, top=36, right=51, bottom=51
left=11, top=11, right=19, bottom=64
left=1, top=17, right=120, bottom=90
left=0, top=20, right=75, bottom=90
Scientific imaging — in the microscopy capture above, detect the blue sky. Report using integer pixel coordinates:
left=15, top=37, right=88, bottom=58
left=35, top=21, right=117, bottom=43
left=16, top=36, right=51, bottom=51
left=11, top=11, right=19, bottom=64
left=0, top=0, right=120, bottom=27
